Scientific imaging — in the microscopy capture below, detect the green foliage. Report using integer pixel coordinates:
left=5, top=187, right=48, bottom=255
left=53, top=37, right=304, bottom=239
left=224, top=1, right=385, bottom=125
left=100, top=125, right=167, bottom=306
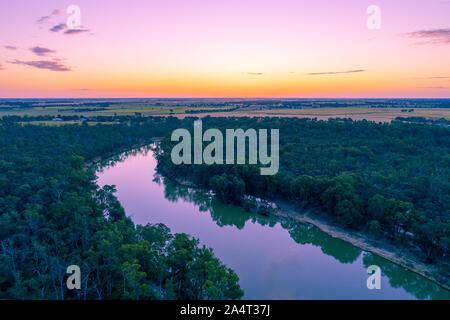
left=1, top=114, right=448, bottom=298
left=210, top=174, right=245, bottom=205
left=0, top=116, right=243, bottom=300
left=367, top=220, right=382, bottom=239
left=157, top=116, right=450, bottom=263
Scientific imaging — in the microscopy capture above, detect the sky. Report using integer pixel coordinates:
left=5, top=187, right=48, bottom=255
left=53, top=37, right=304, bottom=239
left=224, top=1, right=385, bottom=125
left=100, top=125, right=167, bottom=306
left=0, top=0, right=449, bottom=98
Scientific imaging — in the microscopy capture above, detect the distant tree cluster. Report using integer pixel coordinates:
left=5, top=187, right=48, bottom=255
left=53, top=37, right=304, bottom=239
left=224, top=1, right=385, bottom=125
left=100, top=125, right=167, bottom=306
left=394, top=116, right=450, bottom=127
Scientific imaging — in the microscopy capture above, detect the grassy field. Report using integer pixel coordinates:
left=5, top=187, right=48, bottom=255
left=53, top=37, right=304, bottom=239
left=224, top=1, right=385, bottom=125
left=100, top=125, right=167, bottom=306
left=0, top=104, right=227, bottom=117
left=249, top=107, right=450, bottom=122
left=168, top=107, right=450, bottom=122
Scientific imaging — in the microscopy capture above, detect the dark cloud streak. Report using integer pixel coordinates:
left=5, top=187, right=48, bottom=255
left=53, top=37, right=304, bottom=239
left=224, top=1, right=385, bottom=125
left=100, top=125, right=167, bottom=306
left=37, top=9, right=60, bottom=24
left=30, top=46, right=57, bottom=57
left=64, top=29, right=90, bottom=35
left=8, top=59, right=71, bottom=72
left=50, top=23, right=91, bottom=35
left=50, top=23, right=67, bottom=32
left=426, top=76, right=450, bottom=79
left=402, top=29, right=450, bottom=45
left=306, top=69, right=365, bottom=76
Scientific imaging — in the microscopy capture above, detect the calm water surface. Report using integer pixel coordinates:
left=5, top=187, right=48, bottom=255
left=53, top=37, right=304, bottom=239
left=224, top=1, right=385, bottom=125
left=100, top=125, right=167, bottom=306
left=96, top=147, right=449, bottom=300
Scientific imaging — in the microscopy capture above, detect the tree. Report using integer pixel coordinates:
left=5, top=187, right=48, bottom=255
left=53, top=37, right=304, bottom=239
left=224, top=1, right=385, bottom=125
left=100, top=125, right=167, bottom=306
left=210, top=174, right=245, bottom=205
left=367, top=220, right=382, bottom=238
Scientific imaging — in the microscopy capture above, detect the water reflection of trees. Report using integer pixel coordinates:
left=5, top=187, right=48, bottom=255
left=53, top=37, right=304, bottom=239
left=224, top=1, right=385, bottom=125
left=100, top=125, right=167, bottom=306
left=362, top=253, right=450, bottom=300
left=158, top=172, right=361, bottom=263
left=281, top=220, right=362, bottom=264
left=95, top=145, right=155, bottom=175
left=155, top=164, right=450, bottom=300
left=156, top=173, right=277, bottom=229
left=209, top=200, right=278, bottom=229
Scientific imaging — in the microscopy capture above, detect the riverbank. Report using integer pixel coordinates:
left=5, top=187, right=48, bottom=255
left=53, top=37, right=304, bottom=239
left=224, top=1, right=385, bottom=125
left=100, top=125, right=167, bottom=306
left=159, top=168, right=449, bottom=291
left=271, top=201, right=449, bottom=291
left=93, top=143, right=449, bottom=292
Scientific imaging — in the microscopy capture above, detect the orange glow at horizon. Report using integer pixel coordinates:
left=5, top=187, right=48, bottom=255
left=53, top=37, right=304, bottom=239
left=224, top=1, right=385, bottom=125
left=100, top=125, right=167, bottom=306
left=1, top=0, right=449, bottom=98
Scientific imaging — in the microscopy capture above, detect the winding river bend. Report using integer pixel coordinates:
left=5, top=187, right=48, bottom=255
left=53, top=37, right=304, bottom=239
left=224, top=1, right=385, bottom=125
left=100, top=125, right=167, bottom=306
left=97, top=146, right=449, bottom=300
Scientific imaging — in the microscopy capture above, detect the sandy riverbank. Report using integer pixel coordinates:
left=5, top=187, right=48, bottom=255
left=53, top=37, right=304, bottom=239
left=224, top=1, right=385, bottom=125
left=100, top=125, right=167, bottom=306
left=272, top=201, right=449, bottom=291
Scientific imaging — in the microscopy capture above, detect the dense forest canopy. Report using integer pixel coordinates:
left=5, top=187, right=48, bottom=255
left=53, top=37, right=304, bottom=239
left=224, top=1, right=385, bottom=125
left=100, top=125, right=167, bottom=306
left=156, top=116, right=450, bottom=276
left=0, top=116, right=243, bottom=299
left=0, top=114, right=449, bottom=298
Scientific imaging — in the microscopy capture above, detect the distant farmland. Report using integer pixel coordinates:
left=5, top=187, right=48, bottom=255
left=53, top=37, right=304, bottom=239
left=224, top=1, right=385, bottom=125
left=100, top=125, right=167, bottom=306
left=0, top=98, right=449, bottom=123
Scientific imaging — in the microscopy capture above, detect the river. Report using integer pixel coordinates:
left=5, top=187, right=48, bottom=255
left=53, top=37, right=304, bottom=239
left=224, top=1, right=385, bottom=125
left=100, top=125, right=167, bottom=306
left=96, top=146, right=449, bottom=300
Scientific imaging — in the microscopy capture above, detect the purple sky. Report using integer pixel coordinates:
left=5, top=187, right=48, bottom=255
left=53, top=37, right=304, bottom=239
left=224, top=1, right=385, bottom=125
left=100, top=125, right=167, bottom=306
left=1, top=0, right=449, bottom=97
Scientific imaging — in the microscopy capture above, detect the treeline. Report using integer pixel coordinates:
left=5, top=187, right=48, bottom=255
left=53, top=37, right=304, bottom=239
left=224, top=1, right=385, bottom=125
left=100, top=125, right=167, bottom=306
left=184, top=107, right=239, bottom=114
left=57, top=107, right=109, bottom=113
left=156, top=117, right=450, bottom=266
left=3, top=115, right=135, bottom=122
left=0, top=116, right=243, bottom=299
left=394, top=116, right=450, bottom=127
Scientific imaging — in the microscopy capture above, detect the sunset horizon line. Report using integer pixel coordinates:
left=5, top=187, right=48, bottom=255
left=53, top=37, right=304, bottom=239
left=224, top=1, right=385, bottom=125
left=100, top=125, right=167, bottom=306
left=2, top=96, right=450, bottom=100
